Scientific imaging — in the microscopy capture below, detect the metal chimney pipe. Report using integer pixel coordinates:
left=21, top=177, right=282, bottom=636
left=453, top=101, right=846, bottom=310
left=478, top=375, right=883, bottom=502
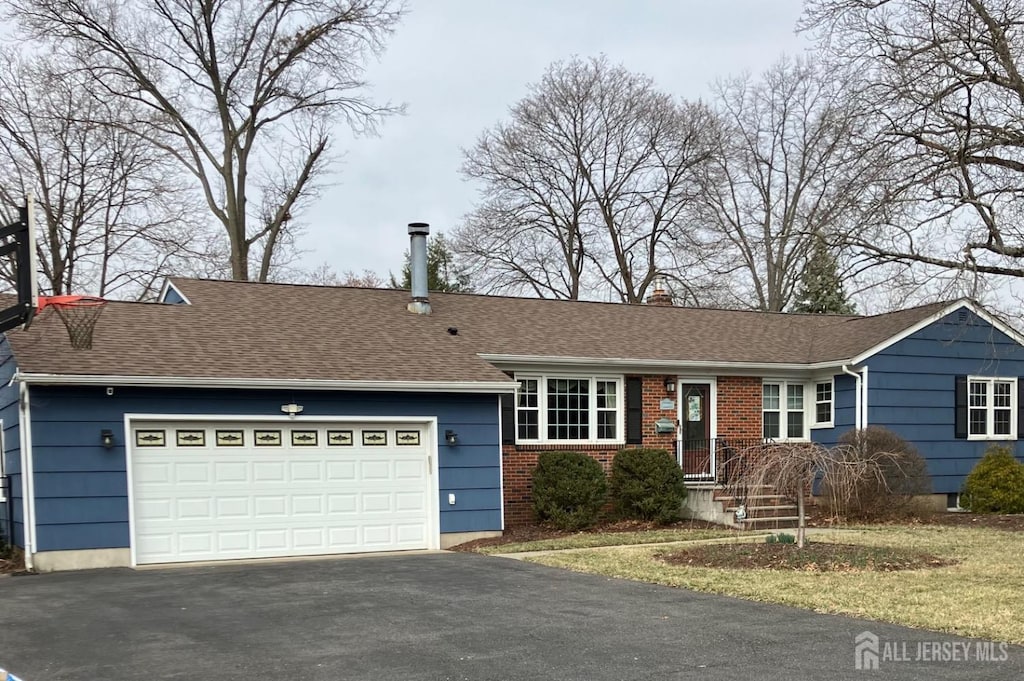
left=407, top=222, right=431, bottom=314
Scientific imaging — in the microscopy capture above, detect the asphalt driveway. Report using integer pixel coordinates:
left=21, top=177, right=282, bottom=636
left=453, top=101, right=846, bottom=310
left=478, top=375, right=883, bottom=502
left=0, top=552, right=1018, bottom=680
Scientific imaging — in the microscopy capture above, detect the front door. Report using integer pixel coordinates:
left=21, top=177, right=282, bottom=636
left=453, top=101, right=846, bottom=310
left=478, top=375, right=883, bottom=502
left=679, top=383, right=712, bottom=479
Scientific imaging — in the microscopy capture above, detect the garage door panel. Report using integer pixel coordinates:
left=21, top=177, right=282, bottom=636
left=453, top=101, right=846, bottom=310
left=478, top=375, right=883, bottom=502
left=177, top=498, right=213, bottom=520
left=292, top=495, right=323, bottom=515
left=131, top=421, right=433, bottom=564
left=327, top=461, right=357, bottom=481
left=135, top=462, right=171, bottom=484
left=214, top=462, right=249, bottom=483
left=396, top=491, right=426, bottom=512
left=328, top=494, right=358, bottom=513
left=254, top=496, right=287, bottom=517
left=175, top=463, right=211, bottom=484
left=253, top=461, right=285, bottom=482
left=360, top=460, right=391, bottom=480
left=216, top=497, right=250, bottom=518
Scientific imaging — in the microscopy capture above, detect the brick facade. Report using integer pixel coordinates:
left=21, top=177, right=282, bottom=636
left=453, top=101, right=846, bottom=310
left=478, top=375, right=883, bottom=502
left=715, top=376, right=763, bottom=441
left=500, top=374, right=763, bottom=525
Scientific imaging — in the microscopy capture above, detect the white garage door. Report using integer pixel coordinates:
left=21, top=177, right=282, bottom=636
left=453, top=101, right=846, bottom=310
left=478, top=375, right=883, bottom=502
left=129, top=421, right=435, bottom=565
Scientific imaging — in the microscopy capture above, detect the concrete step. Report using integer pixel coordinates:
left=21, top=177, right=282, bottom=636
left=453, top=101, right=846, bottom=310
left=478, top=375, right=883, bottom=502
left=725, top=504, right=798, bottom=514
left=738, top=515, right=800, bottom=529
left=715, top=494, right=790, bottom=504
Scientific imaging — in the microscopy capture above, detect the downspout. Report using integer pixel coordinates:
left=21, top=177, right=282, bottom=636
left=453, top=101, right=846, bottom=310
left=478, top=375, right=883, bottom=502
left=841, top=364, right=863, bottom=431
left=861, top=366, right=869, bottom=428
left=17, top=379, right=34, bottom=570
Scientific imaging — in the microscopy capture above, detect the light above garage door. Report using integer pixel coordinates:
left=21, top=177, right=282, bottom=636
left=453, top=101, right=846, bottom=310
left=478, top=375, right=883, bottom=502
left=129, top=420, right=437, bottom=565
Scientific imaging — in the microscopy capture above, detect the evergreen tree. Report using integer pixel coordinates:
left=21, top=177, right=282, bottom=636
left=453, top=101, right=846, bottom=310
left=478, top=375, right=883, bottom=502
left=391, top=233, right=472, bottom=293
left=791, top=236, right=856, bottom=314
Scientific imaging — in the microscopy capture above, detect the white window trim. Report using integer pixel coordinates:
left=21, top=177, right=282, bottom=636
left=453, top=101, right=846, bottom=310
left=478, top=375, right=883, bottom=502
left=810, top=378, right=835, bottom=429
left=514, top=374, right=625, bottom=445
left=0, top=418, right=4, bottom=501
left=967, top=376, right=1018, bottom=441
left=762, top=379, right=810, bottom=442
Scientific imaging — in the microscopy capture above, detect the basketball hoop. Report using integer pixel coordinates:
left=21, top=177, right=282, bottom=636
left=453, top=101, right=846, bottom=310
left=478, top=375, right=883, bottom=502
left=36, top=295, right=107, bottom=349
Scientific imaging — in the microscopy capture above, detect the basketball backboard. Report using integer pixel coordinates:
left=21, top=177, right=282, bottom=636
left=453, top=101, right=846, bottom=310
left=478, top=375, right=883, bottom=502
left=0, top=197, right=38, bottom=333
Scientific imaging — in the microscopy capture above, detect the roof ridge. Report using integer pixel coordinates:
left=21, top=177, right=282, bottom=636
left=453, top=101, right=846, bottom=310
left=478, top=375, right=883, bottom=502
left=171, top=277, right=873, bottom=319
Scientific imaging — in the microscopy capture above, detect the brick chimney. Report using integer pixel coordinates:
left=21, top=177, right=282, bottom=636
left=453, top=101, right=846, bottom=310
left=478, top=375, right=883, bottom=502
left=645, top=277, right=674, bottom=307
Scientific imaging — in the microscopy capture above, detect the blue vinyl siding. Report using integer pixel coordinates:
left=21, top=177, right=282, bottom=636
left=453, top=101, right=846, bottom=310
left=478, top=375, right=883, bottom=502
left=0, top=337, right=19, bottom=546
left=28, top=386, right=502, bottom=552
left=811, top=374, right=856, bottom=447
left=866, top=309, right=1024, bottom=494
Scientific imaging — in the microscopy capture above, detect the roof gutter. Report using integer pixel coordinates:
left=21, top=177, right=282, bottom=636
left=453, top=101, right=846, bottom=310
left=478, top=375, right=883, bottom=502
left=478, top=353, right=849, bottom=373
left=14, top=372, right=516, bottom=394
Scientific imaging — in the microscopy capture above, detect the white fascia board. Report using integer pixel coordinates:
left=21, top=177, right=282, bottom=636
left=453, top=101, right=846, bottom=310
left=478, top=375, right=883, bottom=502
left=477, top=353, right=844, bottom=375
left=15, top=372, right=516, bottom=393
left=157, top=279, right=192, bottom=305
left=849, top=300, right=1024, bottom=366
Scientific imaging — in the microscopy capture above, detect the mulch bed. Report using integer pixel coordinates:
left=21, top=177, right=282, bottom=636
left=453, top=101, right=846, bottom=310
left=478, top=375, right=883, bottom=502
left=803, top=505, right=1024, bottom=532
left=449, top=518, right=734, bottom=553
left=660, top=542, right=956, bottom=572
left=914, top=512, right=1024, bottom=531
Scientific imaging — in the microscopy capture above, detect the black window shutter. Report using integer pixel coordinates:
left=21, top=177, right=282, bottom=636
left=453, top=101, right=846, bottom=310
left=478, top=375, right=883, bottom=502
left=500, top=392, right=515, bottom=444
left=954, top=375, right=968, bottom=440
left=626, top=377, right=643, bottom=444
left=1018, top=378, right=1024, bottom=440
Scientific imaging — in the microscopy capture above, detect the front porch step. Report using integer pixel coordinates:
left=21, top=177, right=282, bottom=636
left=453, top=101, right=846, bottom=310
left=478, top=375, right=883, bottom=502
left=725, top=504, right=798, bottom=516
left=715, top=494, right=790, bottom=504
left=737, top=515, right=801, bottom=529
left=681, top=485, right=805, bottom=530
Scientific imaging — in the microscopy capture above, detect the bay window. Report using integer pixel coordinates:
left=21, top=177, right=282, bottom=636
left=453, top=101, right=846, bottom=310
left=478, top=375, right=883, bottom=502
left=515, top=375, right=623, bottom=444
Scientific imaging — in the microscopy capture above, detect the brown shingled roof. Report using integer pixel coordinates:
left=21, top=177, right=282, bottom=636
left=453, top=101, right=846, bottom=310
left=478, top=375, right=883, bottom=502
left=3, top=278, right=956, bottom=383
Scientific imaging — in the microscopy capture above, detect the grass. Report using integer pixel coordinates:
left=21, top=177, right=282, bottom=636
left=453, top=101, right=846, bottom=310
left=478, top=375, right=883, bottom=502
left=473, top=528, right=738, bottom=554
left=524, top=526, right=1024, bottom=644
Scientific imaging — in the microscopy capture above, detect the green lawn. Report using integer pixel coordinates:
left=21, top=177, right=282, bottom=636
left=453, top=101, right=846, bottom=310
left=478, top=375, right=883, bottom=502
left=523, top=526, right=1024, bottom=644
left=473, top=528, right=740, bottom=554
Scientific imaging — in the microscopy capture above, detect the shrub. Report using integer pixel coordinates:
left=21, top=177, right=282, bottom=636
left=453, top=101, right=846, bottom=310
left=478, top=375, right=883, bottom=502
left=823, top=426, right=932, bottom=520
left=766, top=533, right=797, bottom=544
left=609, top=448, right=687, bottom=524
left=961, top=446, right=1024, bottom=514
left=531, top=451, right=607, bottom=530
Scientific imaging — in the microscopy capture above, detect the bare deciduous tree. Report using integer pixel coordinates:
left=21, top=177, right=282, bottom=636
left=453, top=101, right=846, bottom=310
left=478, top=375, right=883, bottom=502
left=694, top=56, right=891, bottom=312
left=722, top=440, right=917, bottom=547
left=0, top=52, right=206, bottom=299
left=302, top=264, right=386, bottom=288
left=803, top=0, right=1024, bottom=280
left=4, top=0, right=404, bottom=281
left=456, top=56, right=717, bottom=303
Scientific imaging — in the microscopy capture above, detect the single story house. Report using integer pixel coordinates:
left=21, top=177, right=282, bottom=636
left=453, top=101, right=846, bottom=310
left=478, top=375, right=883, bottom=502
left=2, top=228, right=1023, bottom=571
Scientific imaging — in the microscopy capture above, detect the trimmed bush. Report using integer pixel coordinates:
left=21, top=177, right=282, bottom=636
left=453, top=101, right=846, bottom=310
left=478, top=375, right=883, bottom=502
left=961, top=446, right=1024, bottom=514
left=825, top=427, right=932, bottom=520
left=609, top=448, right=687, bottom=524
left=531, top=451, right=607, bottom=530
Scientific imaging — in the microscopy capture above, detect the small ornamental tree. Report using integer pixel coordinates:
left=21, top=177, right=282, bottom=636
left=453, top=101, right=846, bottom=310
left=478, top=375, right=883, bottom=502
left=721, top=436, right=925, bottom=547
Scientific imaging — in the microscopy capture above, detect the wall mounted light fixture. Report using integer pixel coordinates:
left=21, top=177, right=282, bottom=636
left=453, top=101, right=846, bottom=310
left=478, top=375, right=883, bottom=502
left=445, top=429, right=458, bottom=446
left=664, top=377, right=676, bottom=394
left=100, top=429, right=115, bottom=450
left=280, top=403, right=304, bottom=417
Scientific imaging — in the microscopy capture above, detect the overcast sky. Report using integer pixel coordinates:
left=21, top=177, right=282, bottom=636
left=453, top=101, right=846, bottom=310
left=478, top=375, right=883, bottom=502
left=302, top=0, right=811, bottom=279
